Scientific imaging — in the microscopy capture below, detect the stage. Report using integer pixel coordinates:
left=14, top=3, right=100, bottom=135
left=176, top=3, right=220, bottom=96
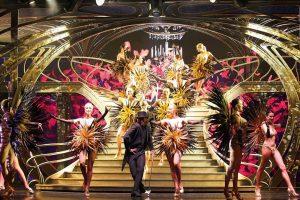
left=6, top=189, right=299, bottom=200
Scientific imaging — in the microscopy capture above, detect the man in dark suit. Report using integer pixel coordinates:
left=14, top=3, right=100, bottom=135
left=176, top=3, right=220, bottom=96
left=122, top=111, right=154, bottom=197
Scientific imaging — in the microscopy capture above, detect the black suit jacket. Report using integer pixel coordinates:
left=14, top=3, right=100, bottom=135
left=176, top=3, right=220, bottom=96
left=122, top=122, right=154, bottom=170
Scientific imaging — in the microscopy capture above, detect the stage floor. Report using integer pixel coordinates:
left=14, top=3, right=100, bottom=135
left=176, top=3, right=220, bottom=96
left=3, top=189, right=299, bottom=200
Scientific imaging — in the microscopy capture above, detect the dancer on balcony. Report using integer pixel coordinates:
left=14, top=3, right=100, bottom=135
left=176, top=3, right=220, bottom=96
left=206, top=87, right=247, bottom=200
left=152, top=103, right=201, bottom=197
left=52, top=103, right=109, bottom=197
left=255, top=109, right=298, bottom=197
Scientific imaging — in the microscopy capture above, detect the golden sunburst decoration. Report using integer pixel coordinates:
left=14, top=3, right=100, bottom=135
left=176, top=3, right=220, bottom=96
left=153, top=125, right=197, bottom=156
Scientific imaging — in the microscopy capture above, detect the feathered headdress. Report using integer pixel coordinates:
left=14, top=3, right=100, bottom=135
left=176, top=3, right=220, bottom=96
left=110, top=101, right=136, bottom=129
left=129, top=66, right=154, bottom=94
left=206, top=86, right=231, bottom=157
left=154, top=101, right=169, bottom=120
left=242, top=97, right=265, bottom=157
left=172, top=81, right=195, bottom=111
left=10, top=87, right=50, bottom=154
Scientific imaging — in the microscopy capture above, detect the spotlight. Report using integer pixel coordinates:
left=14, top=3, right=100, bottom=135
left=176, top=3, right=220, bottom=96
left=151, top=8, right=161, bottom=17
left=96, top=0, right=105, bottom=6
left=29, top=0, right=36, bottom=6
left=149, top=0, right=163, bottom=17
left=209, top=0, right=218, bottom=3
left=46, top=0, right=59, bottom=15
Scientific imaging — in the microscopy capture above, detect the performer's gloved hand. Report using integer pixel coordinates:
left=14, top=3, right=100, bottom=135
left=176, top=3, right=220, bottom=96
left=130, top=148, right=137, bottom=154
left=37, top=123, right=43, bottom=131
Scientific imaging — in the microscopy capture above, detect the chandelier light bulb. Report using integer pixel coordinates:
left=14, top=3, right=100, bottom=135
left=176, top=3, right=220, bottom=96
left=96, top=0, right=105, bottom=6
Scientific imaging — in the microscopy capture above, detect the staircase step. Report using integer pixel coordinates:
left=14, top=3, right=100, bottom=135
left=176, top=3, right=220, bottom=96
left=64, top=172, right=226, bottom=180
left=102, top=147, right=209, bottom=154
left=96, top=154, right=212, bottom=160
left=71, top=165, right=225, bottom=173
left=45, top=179, right=249, bottom=187
left=75, top=159, right=218, bottom=168
left=106, top=141, right=207, bottom=148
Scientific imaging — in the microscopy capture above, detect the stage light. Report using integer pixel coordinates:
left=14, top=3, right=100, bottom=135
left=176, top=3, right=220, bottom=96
left=209, top=0, right=218, bottom=3
left=149, top=0, right=163, bottom=17
left=46, top=0, right=59, bottom=14
left=28, top=0, right=36, bottom=7
left=96, top=0, right=105, bottom=6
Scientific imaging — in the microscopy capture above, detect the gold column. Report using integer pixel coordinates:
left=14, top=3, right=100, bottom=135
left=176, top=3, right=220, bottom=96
left=56, top=93, right=71, bottom=171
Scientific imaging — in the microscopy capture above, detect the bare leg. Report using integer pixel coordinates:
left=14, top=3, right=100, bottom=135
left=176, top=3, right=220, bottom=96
left=158, top=152, right=165, bottom=166
left=174, top=151, right=183, bottom=193
left=115, top=125, right=125, bottom=159
left=1, top=144, right=16, bottom=196
left=224, top=144, right=236, bottom=200
left=13, top=157, right=34, bottom=193
left=232, top=146, right=243, bottom=200
left=0, top=171, right=4, bottom=189
left=167, top=154, right=179, bottom=195
left=255, top=146, right=271, bottom=196
left=79, top=150, right=87, bottom=191
left=273, top=150, right=298, bottom=196
left=85, top=150, right=97, bottom=197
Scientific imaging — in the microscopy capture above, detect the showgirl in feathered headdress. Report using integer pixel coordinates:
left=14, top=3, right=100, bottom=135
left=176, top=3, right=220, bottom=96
left=206, top=86, right=247, bottom=200
left=52, top=103, right=109, bottom=197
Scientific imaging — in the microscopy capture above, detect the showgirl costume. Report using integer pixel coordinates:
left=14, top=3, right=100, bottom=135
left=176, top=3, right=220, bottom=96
left=70, top=108, right=109, bottom=154
left=0, top=88, right=50, bottom=195
left=191, top=43, right=214, bottom=80
left=206, top=86, right=247, bottom=200
left=153, top=117, right=197, bottom=157
left=241, top=99, right=298, bottom=197
left=153, top=98, right=169, bottom=121
left=206, top=86, right=247, bottom=157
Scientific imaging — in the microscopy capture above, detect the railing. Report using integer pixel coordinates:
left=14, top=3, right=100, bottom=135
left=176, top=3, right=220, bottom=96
left=26, top=142, right=78, bottom=185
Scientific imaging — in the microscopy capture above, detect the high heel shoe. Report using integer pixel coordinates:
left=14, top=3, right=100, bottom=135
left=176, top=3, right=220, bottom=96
left=288, top=188, right=299, bottom=197
left=224, top=189, right=232, bottom=200
left=27, top=187, right=34, bottom=194
left=232, top=190, right=243, bottom=200
left=174, top=189, right=180, bottom=197
left=180, top=186, right=184, bottom=194
left=255, top=188, right=261, bottom=197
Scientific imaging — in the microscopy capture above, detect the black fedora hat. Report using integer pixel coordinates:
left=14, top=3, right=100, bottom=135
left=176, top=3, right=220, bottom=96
left=136, top=111, right=148, bottom=118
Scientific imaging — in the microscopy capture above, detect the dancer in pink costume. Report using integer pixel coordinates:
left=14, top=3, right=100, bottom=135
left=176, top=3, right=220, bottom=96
left=255, top=110, right=299, bottom=197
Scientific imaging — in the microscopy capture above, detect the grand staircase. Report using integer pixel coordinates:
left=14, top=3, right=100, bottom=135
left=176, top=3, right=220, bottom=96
left=36, top=100, right=253, bottom=192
